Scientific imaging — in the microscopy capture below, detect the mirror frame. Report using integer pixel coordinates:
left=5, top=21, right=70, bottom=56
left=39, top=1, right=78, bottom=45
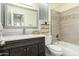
left=1, top=3, right=38, bottom=29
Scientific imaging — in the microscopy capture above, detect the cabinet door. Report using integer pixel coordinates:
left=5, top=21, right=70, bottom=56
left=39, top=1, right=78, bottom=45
left=0, top=49, right=10, bottom=56
left=38, top=43, right=45, bottom=56
left=9, top=47, right=26, bottom=56
left=26, top=45, right=38, bottom=56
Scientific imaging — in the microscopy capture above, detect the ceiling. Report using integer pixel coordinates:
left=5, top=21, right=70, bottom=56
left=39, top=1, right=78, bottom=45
left=10, top=3, right=79, bottom=12
left=48, top=3, right=79, bottom=12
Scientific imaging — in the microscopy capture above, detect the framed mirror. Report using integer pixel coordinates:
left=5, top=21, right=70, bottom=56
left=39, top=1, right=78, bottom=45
left=1, top=3, right=38, bottom=28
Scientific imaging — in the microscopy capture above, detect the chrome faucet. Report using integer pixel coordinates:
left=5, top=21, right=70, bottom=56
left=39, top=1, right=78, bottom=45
left=22, top=27, right=26, bottom=35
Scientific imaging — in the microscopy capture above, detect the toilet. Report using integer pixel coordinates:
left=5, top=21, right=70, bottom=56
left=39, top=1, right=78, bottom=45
left=45, top=35, right=63, bottom=56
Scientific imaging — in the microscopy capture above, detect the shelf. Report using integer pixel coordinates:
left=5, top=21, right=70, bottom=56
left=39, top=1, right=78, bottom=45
left=41, top=24, right=49, bottom=25
left=40, top=24, right=49, bottom=35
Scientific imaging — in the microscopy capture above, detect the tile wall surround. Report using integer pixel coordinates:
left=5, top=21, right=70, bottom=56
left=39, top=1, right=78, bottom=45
left=51, top=6, right=79, bottom=46
left=51, top=10, right=61, bottom=43
left=60, top=6, right=79, bottom=45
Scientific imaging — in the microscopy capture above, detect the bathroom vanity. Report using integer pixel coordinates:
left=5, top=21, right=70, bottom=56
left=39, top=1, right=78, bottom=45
left=0, top=35, right=45, bottom=56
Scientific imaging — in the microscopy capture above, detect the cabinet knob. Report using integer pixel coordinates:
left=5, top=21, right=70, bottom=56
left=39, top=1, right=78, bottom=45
left=24, top=49, right=26, bottom=51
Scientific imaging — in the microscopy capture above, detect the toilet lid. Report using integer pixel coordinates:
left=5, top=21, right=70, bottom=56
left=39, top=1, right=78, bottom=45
left=47, top=45, right=63, bottom=51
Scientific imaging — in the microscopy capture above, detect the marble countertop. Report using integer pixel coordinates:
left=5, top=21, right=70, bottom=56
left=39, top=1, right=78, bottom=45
left=1, top=34, right=46, bottom=42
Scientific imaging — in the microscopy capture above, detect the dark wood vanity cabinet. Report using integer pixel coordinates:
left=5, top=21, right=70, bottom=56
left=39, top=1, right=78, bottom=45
left=26, top=45, right=38, bottom=56
left=0, top=37, right=45, bottom=56
left=9, top=46, right=27, bottom=56
left=38, top=43, right=45, bottom=56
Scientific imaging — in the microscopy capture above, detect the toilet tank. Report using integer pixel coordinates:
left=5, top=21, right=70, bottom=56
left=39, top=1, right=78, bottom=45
left=45, top=35, right=52, bottom=45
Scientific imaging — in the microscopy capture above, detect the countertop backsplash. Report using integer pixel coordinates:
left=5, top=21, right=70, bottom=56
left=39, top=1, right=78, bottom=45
left=2, top=28, right=39, bottom=36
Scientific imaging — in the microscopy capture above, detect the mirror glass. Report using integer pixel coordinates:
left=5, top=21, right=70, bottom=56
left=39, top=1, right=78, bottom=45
left=11, top=13, right=24, bottom=26
left=3, top=3, right=38, bottom=28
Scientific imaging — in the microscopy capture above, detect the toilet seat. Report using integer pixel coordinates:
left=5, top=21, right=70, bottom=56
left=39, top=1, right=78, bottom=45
left=47, top=45, right=63, bottom=52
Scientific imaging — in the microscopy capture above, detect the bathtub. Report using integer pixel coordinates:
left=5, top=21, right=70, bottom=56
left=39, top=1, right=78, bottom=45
left=54, top=41, right=79, bottom=56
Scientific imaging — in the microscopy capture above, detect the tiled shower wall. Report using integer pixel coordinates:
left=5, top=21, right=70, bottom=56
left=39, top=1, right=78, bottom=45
left=60, top=6, right=79, bottom=45
left=51, top=10, right=61, bottom=43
